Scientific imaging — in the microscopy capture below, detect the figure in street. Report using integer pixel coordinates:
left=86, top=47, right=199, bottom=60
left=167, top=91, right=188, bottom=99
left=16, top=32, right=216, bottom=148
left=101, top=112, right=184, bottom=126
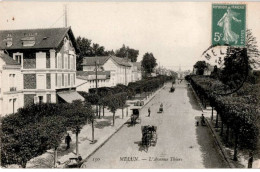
left=148, top=107, right=151, bottom=117
left=65, top=133, right=72, bottom=150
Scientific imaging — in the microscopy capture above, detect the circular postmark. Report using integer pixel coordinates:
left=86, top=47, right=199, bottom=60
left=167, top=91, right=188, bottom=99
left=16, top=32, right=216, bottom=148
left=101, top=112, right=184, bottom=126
left=201, top=44, right=249, bottom=95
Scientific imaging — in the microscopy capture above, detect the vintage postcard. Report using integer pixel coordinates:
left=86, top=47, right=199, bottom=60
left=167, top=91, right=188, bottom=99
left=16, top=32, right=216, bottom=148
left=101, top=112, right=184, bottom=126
left=0, top=1, right=260, bottom=169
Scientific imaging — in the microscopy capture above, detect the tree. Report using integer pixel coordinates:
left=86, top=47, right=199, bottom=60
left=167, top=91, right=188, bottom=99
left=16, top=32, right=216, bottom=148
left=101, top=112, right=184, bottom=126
left=104, top=95, right=120, bottom=126
left=193, top=61, right=208, bottom=75
left=115, top=44, right=139, bottom=62
left=246, top=29, right=260, bottom=69
left=141, top=52, right=157, bottom=76
left=76, top=36, right=92, bottom=71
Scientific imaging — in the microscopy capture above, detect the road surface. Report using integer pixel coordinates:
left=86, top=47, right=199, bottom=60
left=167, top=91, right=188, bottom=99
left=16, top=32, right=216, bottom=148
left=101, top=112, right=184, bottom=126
left=82, top=81, right=229, bottom=168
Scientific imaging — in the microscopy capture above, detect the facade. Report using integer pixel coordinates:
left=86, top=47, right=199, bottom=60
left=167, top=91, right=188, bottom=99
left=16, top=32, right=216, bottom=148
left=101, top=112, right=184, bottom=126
left=131, top=62, right=142, bottom=82
left=0, top=27, right=83, bottom=113
left=0, top=53, right=23, bottom=116
left=76, top=71, right=111, bottom=92
left=81, top=56, right=132, bottom=87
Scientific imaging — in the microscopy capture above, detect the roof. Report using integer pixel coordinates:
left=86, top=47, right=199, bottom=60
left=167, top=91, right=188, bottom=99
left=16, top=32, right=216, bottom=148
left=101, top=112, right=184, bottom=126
left=0, top=53, right=20, bottom=65
left=76, top=71, right=111, bottom=80
left=82, top=55, right=131, bottom=67
left=57, top=91, right=84, bottom=103
left=0, top=27, right=79, bottom=53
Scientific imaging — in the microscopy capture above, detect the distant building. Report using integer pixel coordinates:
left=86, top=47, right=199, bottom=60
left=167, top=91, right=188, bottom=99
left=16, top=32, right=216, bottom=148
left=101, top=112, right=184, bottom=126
left=131, top=62, right=142, bottom=82
left=0, top=27, right=84, bottom=113
left=76, top=71, right=111, bottom=92
left=0, top=53, right=22, bottom=116
left=81, top=56, right=132, bottom=87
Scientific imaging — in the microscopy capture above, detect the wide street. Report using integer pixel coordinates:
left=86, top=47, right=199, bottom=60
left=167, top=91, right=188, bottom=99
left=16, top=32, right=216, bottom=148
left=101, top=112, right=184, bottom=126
left=82, top=81, right=229, bottom=168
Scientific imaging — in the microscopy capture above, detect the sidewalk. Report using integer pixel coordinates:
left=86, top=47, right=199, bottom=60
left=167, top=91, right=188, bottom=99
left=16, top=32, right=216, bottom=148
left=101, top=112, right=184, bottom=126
left=26, top=85, right=165, bottom=168
left=189, top=83, right=260, bottom=168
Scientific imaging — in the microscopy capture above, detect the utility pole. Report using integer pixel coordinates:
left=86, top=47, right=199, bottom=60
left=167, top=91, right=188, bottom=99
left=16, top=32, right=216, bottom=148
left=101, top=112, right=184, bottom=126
left=64, top=4, right=68, bottom=27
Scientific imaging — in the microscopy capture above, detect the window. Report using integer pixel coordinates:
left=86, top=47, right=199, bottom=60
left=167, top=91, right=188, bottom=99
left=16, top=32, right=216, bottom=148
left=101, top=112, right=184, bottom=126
left=36, top=52, right=46, bottom=69
left=46, top=74, right=51, bottom=89
left=65, top=74, right=68, bottom=87
left=9, top=74, right=16, bottom=91
left=64, top=55, right=68, bottom=69
left=62, top=54, right=64, bottom=69
left=55, top=74, right=57, bottom=87
left=14, top=55, right=21, bottom=64
left=58, top=74, right=62, bottom=88
left=68, top=74, right=70, bottom=86
left=62, top=74, right=64, bottom=86
left=46, top=52, right=50, bottom=68
left=47, top=94, right=51, bottom=103
left=68, top=55, right=71, bottom=69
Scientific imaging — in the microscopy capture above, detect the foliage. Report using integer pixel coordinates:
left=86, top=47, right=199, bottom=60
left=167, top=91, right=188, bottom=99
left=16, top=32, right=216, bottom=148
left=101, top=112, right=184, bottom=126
left=115, top=44, right=139, bottom=62
left=187, top=75, right=260, bottom=153
left=193, top=61, right=208, bottom=75
left=141, top=52, right=157, bottom=75
left=1, top=100, right=93, bottom=167
left=246, top=29, right=260, bottom=69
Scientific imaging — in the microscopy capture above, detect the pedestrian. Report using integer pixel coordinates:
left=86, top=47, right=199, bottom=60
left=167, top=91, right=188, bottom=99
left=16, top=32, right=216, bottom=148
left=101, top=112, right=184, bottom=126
left=148, top=107, right=151, bottom=117
left=65, top=133, right=72, bottom=150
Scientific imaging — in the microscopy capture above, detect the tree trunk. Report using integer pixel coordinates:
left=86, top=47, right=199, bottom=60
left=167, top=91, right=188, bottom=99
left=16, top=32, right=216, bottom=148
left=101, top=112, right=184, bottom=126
left=126, top=107, right=128, bottom=117
left=233, top=132, right=238, bottom=161
left=96, top=105, right=98, bottom=116
left=54, top=147, right=57, bottom=167
left=248, top=151, right=253, bottom=168
left=226, top=125, right=230, bottom=143
left=76, top=132, right=79, bottom=156
left=113, top=112, right=115, bottom=126
left=211, top=106, right=214, bottom=121
left=215, top=112, right=219, bottom=128
left=92, top=120, right=94, bottom=142
left=122, top=108, right=124, bottom=119
left=220, top=121, right=224, bottom=136
left=103, top=106, right=105, bottom=116
left=98, top=105, right=101, bottom=119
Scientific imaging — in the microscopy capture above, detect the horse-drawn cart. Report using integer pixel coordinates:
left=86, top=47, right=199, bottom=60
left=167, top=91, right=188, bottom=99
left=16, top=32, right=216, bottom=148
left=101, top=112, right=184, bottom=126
left=130, top=108, right=141, bottom=126
left=141, top=125, right=157, bottom=147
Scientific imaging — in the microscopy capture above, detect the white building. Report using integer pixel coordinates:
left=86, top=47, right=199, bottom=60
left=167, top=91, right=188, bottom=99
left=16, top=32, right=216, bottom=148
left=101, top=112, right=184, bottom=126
left=131, top=62, right=142, bottom=82
left=0, top=53, right=23, bottom=116
left=76, top=71, right=111, bottom=92
left=81, top=56, right=132, bottom=89
left=0, top=27, right=84, bottom=112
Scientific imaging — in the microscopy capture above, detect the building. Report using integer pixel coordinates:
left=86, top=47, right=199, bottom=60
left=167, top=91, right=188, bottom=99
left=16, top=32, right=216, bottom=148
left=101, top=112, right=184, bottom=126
left=81, top=56, right=132, bottom=87
left=0, top=27, right=84, bottom=111
left=131, top=62, right=142, bottom=82
left=76, top=71, right=111, bottom=92
left=0, top=53, right=23, bottom=116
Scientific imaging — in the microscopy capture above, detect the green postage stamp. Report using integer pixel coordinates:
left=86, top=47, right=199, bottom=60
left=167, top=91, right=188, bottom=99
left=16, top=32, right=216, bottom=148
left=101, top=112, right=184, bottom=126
left=212, top=4, right=246, bottom=46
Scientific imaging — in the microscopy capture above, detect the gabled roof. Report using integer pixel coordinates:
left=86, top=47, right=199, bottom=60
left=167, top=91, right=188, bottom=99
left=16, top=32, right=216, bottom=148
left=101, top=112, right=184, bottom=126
left=0, top=53, right=20, bottom=65
left=0, top=27, right=79, bottom=53
left=82, top=55, right=131, bottom=67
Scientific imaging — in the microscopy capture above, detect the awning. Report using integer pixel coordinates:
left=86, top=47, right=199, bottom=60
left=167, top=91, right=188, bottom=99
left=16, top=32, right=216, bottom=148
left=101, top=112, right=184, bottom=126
left=57, top=91, right=84, bottom=103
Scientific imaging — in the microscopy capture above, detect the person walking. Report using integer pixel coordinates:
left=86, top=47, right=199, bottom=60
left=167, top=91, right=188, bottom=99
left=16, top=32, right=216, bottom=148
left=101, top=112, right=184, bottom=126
left=148, top=107, right=151, bottom=117
left=65, top=133, right=72, bottom=150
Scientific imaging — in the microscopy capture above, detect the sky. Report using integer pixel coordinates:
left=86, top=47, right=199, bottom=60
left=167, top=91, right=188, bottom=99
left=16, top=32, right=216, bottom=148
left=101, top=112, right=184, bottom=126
left=1, top=1, right=260, bottom=71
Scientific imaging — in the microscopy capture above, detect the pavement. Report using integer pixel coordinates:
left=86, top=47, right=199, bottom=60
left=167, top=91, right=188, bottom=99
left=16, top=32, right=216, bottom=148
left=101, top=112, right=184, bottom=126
left=81, top=81, right=229, bottom=168
left=26, top=84, right=165, bottom=168
left=190, top=82, right=260, bottom=169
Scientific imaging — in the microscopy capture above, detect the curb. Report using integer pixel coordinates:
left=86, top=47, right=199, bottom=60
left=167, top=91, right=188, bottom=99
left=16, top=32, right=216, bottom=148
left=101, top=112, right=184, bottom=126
left=80, top=84, right=166, bottom=167
left=189, top=83, right=233, bottom=168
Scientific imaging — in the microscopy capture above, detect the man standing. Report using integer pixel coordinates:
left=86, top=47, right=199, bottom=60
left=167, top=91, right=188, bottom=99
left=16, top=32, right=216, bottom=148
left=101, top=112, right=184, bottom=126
left=65, top=133, right=72, bottom=150
left=148, top=107, right=151, bottom=117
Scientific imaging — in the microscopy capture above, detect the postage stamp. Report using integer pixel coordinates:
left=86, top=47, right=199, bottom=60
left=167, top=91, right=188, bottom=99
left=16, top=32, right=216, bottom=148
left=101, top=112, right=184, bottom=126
left=212, top=4, right=246, bottom=47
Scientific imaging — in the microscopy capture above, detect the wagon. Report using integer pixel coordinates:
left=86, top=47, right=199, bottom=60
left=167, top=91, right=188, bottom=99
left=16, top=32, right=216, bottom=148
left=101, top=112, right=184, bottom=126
left=141, top=125, right=157, bottom=147
left=130, top=108, right=141, bottom=125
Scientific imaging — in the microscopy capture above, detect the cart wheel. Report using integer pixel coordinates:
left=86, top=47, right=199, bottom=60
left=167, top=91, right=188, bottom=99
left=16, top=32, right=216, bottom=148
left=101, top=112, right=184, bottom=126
left=80, top=163, right=87, bottom=168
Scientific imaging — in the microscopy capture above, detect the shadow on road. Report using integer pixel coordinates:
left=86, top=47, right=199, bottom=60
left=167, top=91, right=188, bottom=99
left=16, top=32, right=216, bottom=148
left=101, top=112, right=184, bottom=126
left=195, top=122, right=229, bottom=168
left=186, top=87, right=201, bottom=111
